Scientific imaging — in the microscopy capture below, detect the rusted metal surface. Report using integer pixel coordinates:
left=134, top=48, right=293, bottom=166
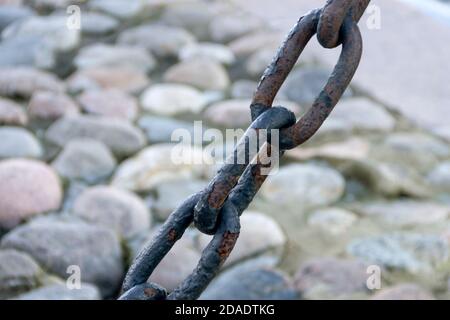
left=317, top=0, right=370, bottom=48
left=119, top=0, right=370, bottom=300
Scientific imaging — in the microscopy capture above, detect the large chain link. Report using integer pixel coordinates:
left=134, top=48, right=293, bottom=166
left=119, top=0, right=370, bottom=300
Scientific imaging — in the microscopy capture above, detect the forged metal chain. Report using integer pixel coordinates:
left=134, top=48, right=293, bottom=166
left=119, top=0, right=370, bottom=300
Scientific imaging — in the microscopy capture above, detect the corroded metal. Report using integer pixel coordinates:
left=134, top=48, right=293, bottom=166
left=317, top=0, right=370, bottom=48
left=119, top=0, right=369, bottom=301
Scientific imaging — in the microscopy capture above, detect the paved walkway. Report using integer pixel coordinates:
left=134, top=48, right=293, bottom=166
left=232, top=0, right=450, bottom=133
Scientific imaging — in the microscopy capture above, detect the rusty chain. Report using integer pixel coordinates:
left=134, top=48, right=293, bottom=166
left=119, top=0, right=370, bottom=300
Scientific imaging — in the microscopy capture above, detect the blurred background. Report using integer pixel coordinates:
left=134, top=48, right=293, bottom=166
left=0, top=0, right=449, bottom=300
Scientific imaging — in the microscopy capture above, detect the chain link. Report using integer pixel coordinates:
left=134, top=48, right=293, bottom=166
left=119, top=0, right=370, bottom=300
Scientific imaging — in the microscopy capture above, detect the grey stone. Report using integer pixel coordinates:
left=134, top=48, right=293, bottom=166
left=14, top=283, right=101, bottom=300
left=28, top=91, right=79, bottom=121
left=163, top=58, right=230, bottom=91
left=152, top=178, right=207, bottom=220
left=0, top=36, right=40, bottom=68
left=341, top=160, right=431, bottom=198
left=294, top=258, right=370, bottom=299
left=67, top=66, right=150, bottom=95
left=320, top=98, right=396, bottom=135
left=77, top=89, right=139, bottom=120
left=160, top=1, right=230, bottom=40
left=118, top=24, right=195, bottom=58
left=140, top=84, right=206, bottom=116
left=1, top=217, right=124, bottom=297
left=307, top=208, right=358, bottom=236
left=46, top=115, right=146, bottom=157
left=200, top=266, right=297, bottom=300
left=0, top=127, right=42, bottom=159
left=228, top=31, right=283, bottom=58
left=52, top=138, right=117, bottom=183
left=74, top=44, right=155, bottom=72
left=427, top=161, right=450, bottom=193
left=0, top=159, right=62, bottom=230
left=245, top=48, right=277, bottom=77
left=209, top=13, right=263, bottom=43
left=2, top=16, right=80, bottom=70
left=347, top=233, right=449, bottom=274
left=354, top=200, right=449, bottom=227
left=0, top=5, right=33, bottom=32
left=138, top=115, right=195, bottom=144
left=373, top=133, right=450, bottom=173
left=112, top=144, right=213, bottom=192
left=0, top=249, right=42, bottom=299
left=230, top=79, right=258, bottom=99
left=88, top=0, right=149, bottom=20
left=280, top=67, right=352, bottom=106
left=80, top=12, right=119, bottom=35
left=260, top=164, right=345, bottom=210
left=0, top=97, right=27, bottom=125
left=179, top=42, right=235, bottom=65
left=72, top=185, right=151, bottom=239
left=0, top=67, right=64, bottom=98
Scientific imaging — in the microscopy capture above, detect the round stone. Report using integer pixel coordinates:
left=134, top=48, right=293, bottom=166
left=67, top=67, right=150, bottom=94
left=230, top=79, right=258, bottom=99
left=280, top=67, right=352, bottom=106
left=0, top=5, right=33, bottom=32
left=140, top=84, right=206, bottom=116
left=160, top=1, right=230, bottom=40
left=0, top=127, right=42, bottom=159
left=28, top=91, right=79, bottom=120
left=72, top=186, right=151, bottom=239
left=427, top=161, right=450, bottom=193
left=117, top=24, right=195, bottom=58
left=137, top=115, right=195, bottom=144
left=0, top=159, right=62, bottom=230
left=1, top=217, right=124, bottom=297
left=80, top=12, right=119, bottom=35
left=0, top=67, right=64, bottom=98
left=347, top=233, right=449, bottom=274
left=307, top=208, right=358, bottom=236
left=201, top=266, right=297, bottom=300
left=228, top=31, right=283, bottom=58
left=151, top=178, right=208, bottom=220
left=209, top=13, right=262, bottom=43
left=260, top=164, right=345, bottom=210
left=77, top=89, right=139, bottom=120
left=51, top=138, right=117, bottom=183
left=320, top=98, right=396, bottom=134
left=245, top=48, right=277, bottom=77
left=0, top=249, right=42, bottom=299
left=74, top=44, right=155, bottom=72
left=0, top=97, right=27, bottom=125
left=112, top=143, right=213, bottom=192
left=353, top=200, right=449, bottom=227
left=294, top=258, right=370, bottom=299
left=179, top=42, right=235, bottom=65
left=163, top=58, right=230, bottom=91
left=45, top=115, right=146, bottom=157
